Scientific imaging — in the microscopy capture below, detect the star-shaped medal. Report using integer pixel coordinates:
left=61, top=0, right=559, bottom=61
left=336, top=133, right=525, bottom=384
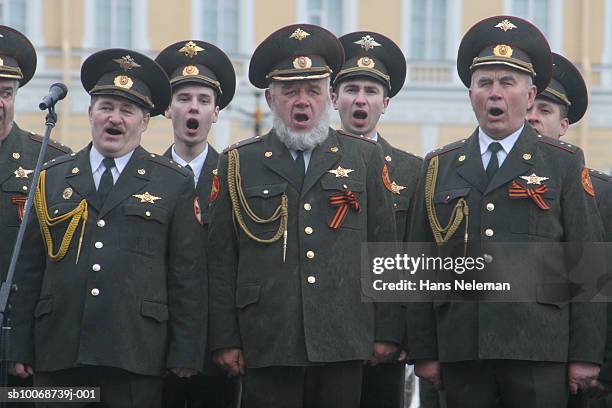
left=132, top=192, right=161, bottom=204
left=520, top=173, right=549, bottom=185
left=14, top=166, right=33, bottom=178
left=328, top=166, right=354, bottom=178
left=391, top=181, right=406, bottom=195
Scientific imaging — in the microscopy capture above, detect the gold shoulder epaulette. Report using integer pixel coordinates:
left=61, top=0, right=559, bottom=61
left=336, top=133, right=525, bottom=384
left=337, top=129, right=376, bottom=144
left=29, top=133, right=72, bottom=154
left=425, top=139, right=467, bottom=160
left=589, top=168, right=611, bottom=182
left=223, top=135, right=264, bottom=154
left=148, top=153, right=191, bottom=177
left=536, top=134, right=578, bottom=153
left=43, top=153, right=75, bottom=169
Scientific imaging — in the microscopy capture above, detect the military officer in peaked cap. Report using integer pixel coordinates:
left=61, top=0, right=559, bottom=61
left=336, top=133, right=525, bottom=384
left=207, top=24, right=401, bottom=408
left=9, top=48, right=205, bottom=408
left=0, top=24, right=71, bottom=408
left=406, top=16, right=605, bottom=408
left=524, top=54, right=612, bottom=408
left=331, top=30, right=422, bottom=408
left=156, top=39, right=238, bottom=408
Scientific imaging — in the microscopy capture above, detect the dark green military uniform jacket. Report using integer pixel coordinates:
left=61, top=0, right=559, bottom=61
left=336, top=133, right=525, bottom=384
left=207, top=128, right=399, bottom=368
left=164, top=143, right=221, bottom=376
left=0, top=123, right=70, bottom=282
left=378, top=135, right=422, bottom=241
left=10, top=145, right=206, bottom=376
left=590, top=170, right=612, bottom=381
left=407, top=124, right=605, bottom=364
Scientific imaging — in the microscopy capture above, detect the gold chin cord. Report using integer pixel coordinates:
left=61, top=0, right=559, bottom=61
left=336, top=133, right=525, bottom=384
left=34, top=170, right=88, bottom=264
left=227, top=149, right=289, bottom=262
left=425, top=156, right=470, bottom=253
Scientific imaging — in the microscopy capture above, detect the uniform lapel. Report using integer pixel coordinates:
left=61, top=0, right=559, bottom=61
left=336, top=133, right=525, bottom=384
left=98, top=146, right=150, bottom=218
left=484, top=125, right=534, bottom=196
left=378, top=135, right=395, bottom=174
left=65, top=146, right=100, bottom=212
left=301, top=129, right=341, bottom=194
left=262, top=130, right=304, bottom=191
left=456, top=129, right=488, bottom=194
left=0, top=125, right=24, bottom=185
left=197, top=145, right=218, bottom=199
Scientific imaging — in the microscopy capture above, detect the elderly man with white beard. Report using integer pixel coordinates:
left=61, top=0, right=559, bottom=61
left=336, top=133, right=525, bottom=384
left=206, top=24, right=402, bottom=408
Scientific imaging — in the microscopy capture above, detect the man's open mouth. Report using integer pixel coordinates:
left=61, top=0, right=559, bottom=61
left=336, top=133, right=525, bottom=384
left=105, top=128, right=122, bottom=136
left=294, top=113, right=309, bottom=123
left=353, top=110, right=368, bottom=120
left=488, top=107, right=504, bottom=117
left=186, top=118, right=199, bottom=130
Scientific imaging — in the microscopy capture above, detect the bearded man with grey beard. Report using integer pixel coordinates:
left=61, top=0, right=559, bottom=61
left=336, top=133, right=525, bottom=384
left=207, top=24, right=402, bottom=408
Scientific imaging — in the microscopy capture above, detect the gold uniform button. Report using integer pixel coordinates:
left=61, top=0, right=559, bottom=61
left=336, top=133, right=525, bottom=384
left=145, top=211, right=151, bottom=217
left=303, top=203, right=312, bottom=211
left=485, top=228, right=494, bottom=237
left=97, top=219, right=106, bottom=227
left=393, top=203, right=398, bottom=208
left=91, top=288, right=100, bottom=296
left=486, top=203, right=495, bottom=211
left=483, top=254, right=494, bottom=263
left=306, top=250, right=315, bottom=259
left=263, top=189, right=269, bottom=195
left=304, top=227, right=313, bottom=235
left=22, top=186, right=27, bottom=191
left=307, top=276, right=316, bottom=284
left=95, top=242, right=103, bottom=249
left=12, top=153, right=20, bottom=159
left=92, top=264, right=101, bottom=272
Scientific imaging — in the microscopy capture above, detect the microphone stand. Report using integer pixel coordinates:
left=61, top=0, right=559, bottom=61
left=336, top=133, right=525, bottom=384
left=0, top=106, right=58, bottom=405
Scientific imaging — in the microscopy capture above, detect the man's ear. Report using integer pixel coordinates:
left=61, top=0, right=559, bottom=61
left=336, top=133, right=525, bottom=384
left=381, top=96, right=390, bottom=114
left=265, top=88, right=273, bottom=109
left=558, top=117, right=570, bottom=137
left=331, top=89, right=339, bottom=110
left=164, top=106, right=172, bottom=119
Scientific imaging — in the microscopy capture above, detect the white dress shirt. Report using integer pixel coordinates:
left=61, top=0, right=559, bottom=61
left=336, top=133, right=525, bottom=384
left=171, top=144, right=208, bottom=187
left=90, top=145, right=134, bottom=189
left=478, top=125, right=523, bottom=170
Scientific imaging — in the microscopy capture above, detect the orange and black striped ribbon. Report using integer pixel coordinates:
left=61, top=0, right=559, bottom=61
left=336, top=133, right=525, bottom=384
left=328, top=191, right=361, bottom=229
left=11, top=195, right=27, bottom=221
left=508, top=180, right=550, bottom=210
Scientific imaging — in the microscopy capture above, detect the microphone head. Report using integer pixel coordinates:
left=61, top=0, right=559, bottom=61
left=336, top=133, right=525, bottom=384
left=50, top=82, right=68, bottom=99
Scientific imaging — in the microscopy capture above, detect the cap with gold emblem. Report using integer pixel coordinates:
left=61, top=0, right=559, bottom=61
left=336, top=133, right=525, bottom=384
left=155, top=40, right=236, bottom=110
left=334, top=31, right=406, bottom=98
left=81, top=48, right=170, bottom=116
left=0, top=25, right=36, bottom=86
left=539, top=53, right=587, bottom=124
left=457, top=15, right=552, bottom=92
left=249, top=24, right=344, bottom=89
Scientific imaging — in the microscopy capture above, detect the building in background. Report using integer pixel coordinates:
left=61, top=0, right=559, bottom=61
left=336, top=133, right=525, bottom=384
left=6, top=0, right=611, bottom=172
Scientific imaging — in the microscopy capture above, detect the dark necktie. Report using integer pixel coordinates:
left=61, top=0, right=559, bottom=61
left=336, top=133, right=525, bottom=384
left=98, top=157, right=116, bottom=206
left=486, top=142, right=503, bottom=181
left=184, top=164, right=194, bottom=175
left=295, top=150, right=305, bottom=188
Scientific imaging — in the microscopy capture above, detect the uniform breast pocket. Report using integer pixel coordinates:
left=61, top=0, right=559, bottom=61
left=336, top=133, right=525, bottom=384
left=119, top=203, right=169, bottom=256
left=3, top=181, right=30, bottom=227
left=433, top=187, right=471, bottom=228
left=393, top=196, right=411, bottom=239
left=320, top=177, right=364, bottom=230
left=244, top=182, right=287, bottom=222
left=509, top=184, right=558, bottom=235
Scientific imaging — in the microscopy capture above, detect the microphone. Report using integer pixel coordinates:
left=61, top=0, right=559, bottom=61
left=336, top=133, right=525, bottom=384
left=39, top=83, right=68, bottom=110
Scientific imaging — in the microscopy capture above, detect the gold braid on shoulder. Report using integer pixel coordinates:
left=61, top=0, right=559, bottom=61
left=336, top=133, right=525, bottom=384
left=227, top=149, right=289, bottom=259
left=425, top=156, right=469, bottom=248
left=34, top=170, right=88, bottom=263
